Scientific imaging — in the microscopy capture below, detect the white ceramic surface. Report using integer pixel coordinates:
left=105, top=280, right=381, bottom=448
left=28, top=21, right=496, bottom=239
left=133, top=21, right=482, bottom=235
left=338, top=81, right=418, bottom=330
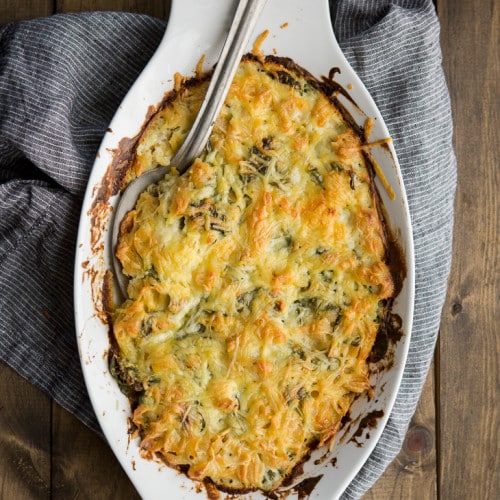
left=74, top=0, right=415, bottom=498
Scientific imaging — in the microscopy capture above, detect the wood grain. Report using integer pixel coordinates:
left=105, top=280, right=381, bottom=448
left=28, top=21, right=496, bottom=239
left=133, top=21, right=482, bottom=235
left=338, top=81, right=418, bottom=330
left=51, top=404, right=140, bottom=499
left=364, top=362, right=437, bottom=499
left=0, top=0, right=51, bottom=23
left=55, top=0, right=170, bottom=18
left=0, top=363, right=51, bottom=499
left=437, top=0, right=499, bottom=498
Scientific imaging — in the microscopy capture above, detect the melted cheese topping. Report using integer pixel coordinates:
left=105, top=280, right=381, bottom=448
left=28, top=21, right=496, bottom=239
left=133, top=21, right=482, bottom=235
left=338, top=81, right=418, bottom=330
left=112, top=56, right=394, bottom=492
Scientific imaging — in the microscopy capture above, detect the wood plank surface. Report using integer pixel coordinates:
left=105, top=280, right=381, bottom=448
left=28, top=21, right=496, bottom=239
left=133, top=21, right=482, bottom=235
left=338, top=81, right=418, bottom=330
left=364, top=362, right=437, bottom=499
left=436, top=0, right=499, bottom=498
left=0, top=0, right=51, bottom=23
left=55, top=0, right=170, bottom=18
left=0, top=0, right=498, bottom=499
left=0, top=364, right=51, bottom=499
left=51, top=404, right=140, bottom=499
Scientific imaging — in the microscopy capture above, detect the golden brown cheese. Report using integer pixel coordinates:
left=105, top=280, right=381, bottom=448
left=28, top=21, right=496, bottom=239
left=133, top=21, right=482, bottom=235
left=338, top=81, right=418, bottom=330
left=111, top=55, right=394, bottom=492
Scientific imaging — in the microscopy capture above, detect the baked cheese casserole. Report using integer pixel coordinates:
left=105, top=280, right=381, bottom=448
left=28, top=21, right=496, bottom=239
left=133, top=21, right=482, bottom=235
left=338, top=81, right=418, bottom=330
left=111, top=54, right=395, bottom=493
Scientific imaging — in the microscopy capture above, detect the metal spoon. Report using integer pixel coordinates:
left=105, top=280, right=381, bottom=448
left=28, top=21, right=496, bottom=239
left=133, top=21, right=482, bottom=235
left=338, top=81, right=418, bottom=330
left=111, top=0, right=268, bottom=298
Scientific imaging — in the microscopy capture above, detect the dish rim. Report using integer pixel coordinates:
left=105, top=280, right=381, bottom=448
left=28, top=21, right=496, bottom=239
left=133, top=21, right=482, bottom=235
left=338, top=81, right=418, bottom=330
left=73, top=1, right=415, bottom=498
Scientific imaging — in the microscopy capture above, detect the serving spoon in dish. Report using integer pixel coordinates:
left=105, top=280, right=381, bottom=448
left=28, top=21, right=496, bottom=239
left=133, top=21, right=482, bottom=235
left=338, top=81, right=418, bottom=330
left=111, top=0, right=268, bottom=298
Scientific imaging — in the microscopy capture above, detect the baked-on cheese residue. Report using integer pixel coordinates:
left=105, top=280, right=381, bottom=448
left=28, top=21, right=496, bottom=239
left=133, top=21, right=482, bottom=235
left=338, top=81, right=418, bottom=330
left=111, top=55, right=395, bottom=492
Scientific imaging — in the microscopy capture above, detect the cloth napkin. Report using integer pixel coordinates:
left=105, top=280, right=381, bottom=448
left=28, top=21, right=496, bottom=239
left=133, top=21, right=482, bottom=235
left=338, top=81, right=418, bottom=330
left=0, top=1, right=455, bottom=498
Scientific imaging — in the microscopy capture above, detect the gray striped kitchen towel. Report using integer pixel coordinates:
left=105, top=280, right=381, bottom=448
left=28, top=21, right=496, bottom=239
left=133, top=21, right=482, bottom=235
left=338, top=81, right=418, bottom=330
left=0, top=1, right=455, bottom=498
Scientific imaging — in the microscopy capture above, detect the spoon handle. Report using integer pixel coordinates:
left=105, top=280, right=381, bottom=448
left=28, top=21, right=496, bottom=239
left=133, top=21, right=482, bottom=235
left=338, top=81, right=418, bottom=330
left=171, top=0, right=268, bottom=173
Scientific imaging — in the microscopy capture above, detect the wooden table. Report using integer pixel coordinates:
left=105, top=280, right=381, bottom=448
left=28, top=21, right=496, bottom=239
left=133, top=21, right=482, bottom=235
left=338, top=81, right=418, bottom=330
left=0, top=1, right=497, bottom=498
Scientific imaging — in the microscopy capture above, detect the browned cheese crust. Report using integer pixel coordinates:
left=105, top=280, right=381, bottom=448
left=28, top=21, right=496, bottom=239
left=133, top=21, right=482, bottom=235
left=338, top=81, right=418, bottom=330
left=110, top=55, right=395, bottom=492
